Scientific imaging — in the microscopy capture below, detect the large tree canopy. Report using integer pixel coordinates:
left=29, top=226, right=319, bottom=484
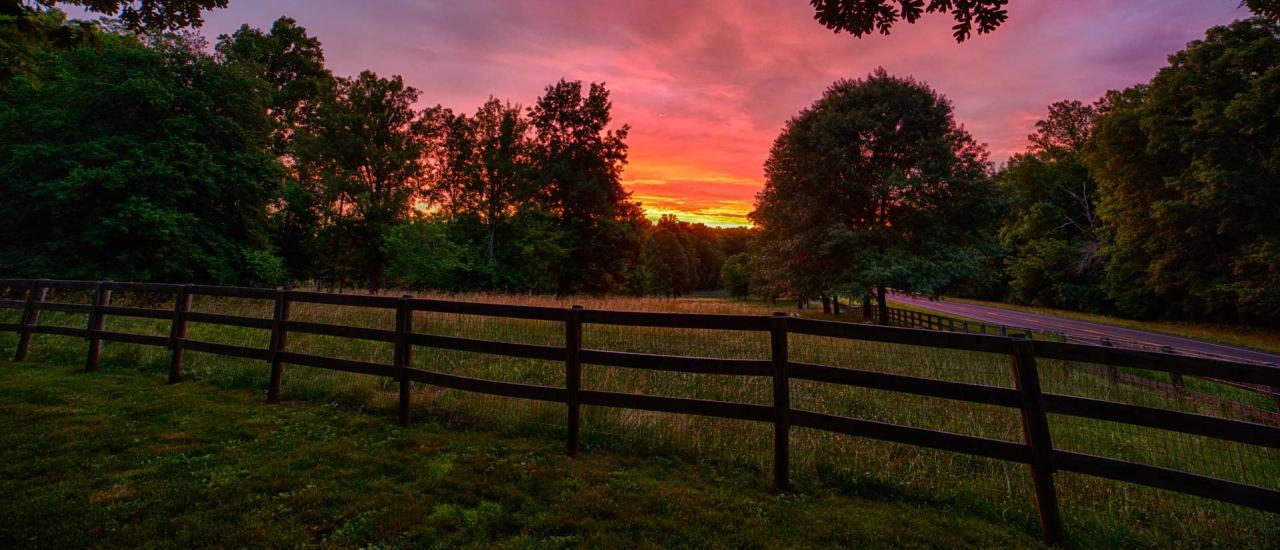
left=808, top=1, right=1280, bottom=43
left=28, top=0, right=228, bottom=30
left=750, top=69, right=997, bottom=320
left=1086, top=18, right=1280, bottom=323
left=0, top=29, right=282, bottom=283
left=808, top=0, right=1008, bottom=42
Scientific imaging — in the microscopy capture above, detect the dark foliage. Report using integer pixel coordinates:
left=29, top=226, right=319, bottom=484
left=808, top=0, right=1009, bottom=42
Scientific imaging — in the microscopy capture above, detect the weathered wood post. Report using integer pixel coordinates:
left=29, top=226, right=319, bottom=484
left=85, top=282, right=112, bottom=372
left=1101, top=337, right=1119, bottom=383
left=266, top=290, right=291, bottom=403
left=565, top=305, right=584, bottom=456
left=876, top=285, right=889, bottom=325
left=167, top=285, right=193, bottom=384
left=770, top=311, right=791, bottom=492
left=13, top=280, right=48, bottom=361
left=1010, top=335, right=1064, bottom=545
left=395, top=295, right=413, bottom=426
left=1161, top=345, right=1185, bottom=391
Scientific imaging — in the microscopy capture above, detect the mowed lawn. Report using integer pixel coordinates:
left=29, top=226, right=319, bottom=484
left=0, top=361, right=1042, bottom=548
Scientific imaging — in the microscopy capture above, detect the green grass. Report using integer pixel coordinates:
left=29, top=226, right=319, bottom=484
left=0, top=360, right=1043, bottom=548
left=947, top=297, right=1280, bottom=355
left=1, top=290, right=1277, bottom=547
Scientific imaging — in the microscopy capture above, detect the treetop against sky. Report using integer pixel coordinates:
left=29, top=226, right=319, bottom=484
left=64, top=0, right=1250, bottom=226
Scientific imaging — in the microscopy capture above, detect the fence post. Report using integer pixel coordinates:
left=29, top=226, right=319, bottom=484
left=565, top=305, right=584, bottom=457
left=13, top=280, right=48, bottom=361
left=1160, top=345, right=1185, bottom=391
left=1100, top=337, right=1119, bottom=383
left=1010, top=335, right=1064, bottom=545
left=85, top=282, right=112, bottom=372
left=999, top=325, right=1007, bottom=337
left=395, top=295, right=413, bottom=427
left=770, top=311, right=791, bottom=492
left=266, top=290, right=291, bottom=403
left=167, top=285, right=193, bottom=384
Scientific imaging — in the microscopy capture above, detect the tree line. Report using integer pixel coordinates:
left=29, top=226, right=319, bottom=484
left=4, top=4, right=1278, bottom=325
left=743, top=17, right=1280, bottom=326
left=0, top=7, right=744, bottom=295
left=994, top=18, right=1280, bottom=324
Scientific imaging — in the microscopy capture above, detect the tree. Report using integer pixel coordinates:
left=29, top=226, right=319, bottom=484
left=0, top=28, right=283, bottom=284
left=0, top=6, right=100, bottom=84
left=1246, top=0, right=1280, bottom=20
left=808, top=0, right=1009, bottom=42
left=999, top=100, right=1106, bottom=311
left=528, top=79, right=646, bottom=293
left=216, top=17, right=333, bottom=156
left=1086, top=18, right=1280, bottom=323
left=216, top=17, right=334, bottom=280
left=418, top=97, right=534, bottom=275
left=721, top=253, right=751, bottom=297
left=383, top=214, right=470, bottom=290
left=28, top=0, right=228, bottom=30
left=297, top=71, right=425, bottom=290
left=750, top=69, right=996, bottom=322
left=635, top=215, right=701, bottom=296
left=807, top=1, right=1279, bottom=42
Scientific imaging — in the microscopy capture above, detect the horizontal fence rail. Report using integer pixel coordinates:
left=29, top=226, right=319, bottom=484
left=2, top=279, right=1279, bottom=545
left=883, top=304, right=1280, bottom=405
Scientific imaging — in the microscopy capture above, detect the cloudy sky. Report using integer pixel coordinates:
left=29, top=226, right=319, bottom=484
left=79, top=0, right=1250, bottom=225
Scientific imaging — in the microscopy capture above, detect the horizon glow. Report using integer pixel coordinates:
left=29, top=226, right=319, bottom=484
left=68, top=1, right=1247, bottom=227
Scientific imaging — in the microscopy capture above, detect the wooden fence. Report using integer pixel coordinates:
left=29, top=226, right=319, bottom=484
left=884, top=305, right=1280, bottom=405
left=886, top=304, right=1043, bottom=338
left=2, top=279, right=1279, bottom=544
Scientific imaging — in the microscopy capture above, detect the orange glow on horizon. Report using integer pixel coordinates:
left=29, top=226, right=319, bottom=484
left=622, top=160, right=758, bottom=227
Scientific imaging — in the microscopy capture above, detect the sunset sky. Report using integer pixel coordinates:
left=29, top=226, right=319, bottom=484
left=78, top=0, right=1248, bottom=226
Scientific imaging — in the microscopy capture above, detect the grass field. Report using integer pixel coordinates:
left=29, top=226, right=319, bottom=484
left=1, top=290, right=1277, bottom=547
left=0, top=362, right=1045, bottom=548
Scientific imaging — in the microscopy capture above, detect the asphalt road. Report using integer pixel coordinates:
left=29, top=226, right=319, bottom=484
left=889, top=294, right=1280, bottom=366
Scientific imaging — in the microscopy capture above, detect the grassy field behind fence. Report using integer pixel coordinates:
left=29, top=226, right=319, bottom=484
left=1, top=290, right=1277, bottom=547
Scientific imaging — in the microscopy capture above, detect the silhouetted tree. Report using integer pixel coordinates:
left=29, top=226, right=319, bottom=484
left=808, top=0, right=1008, bottom=42
left=28, top=0, right=228, bottom=30
left=297, top=71, right=425, bottom=290
left=751, top=70, right=997, bottom=322
left=418, top=97, right=534, bottom=273
left=808, top=1, right=1279, bottom=42
left=217, top=17, right=335, bottom=281
left=529, top=79, right=646, bottom=293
